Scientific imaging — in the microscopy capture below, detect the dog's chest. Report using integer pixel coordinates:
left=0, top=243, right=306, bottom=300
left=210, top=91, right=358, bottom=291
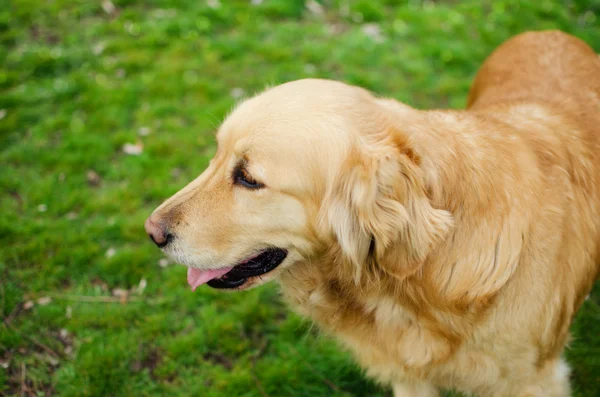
left=278, top=274, right=456, bottom=383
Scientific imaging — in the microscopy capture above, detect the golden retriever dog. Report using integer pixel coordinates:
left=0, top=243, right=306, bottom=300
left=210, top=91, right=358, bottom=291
left=145, top=30, right=600, bottom=396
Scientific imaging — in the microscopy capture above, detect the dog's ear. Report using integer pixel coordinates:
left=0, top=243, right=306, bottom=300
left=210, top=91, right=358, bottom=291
left=321, top=130, right=453, bottom=281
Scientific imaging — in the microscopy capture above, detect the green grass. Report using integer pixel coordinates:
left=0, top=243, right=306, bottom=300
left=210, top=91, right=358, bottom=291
left=1, top=0, right=599, bottom=395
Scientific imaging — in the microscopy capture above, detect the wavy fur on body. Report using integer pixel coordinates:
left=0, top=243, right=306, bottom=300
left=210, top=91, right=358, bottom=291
left=148, top=31, right=600, bottom=396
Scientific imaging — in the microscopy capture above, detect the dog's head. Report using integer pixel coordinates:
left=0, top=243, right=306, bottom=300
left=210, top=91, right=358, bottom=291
left=145, top=79, right=453, bottom=291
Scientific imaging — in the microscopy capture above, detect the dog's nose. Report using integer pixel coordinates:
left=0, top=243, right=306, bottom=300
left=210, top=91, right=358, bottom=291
left=144, top=215, right=173, bottom=248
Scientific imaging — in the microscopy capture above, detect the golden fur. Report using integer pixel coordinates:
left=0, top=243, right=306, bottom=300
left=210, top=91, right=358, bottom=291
left=147, top=31, right=600, bottom=396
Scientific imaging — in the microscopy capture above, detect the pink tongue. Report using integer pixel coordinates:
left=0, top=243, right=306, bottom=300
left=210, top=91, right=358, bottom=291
left=187, top=267, right=233, bottom=291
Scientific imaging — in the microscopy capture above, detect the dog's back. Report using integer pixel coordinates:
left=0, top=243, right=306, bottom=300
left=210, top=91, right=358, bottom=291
left=467, top=30, right=600, bottom=117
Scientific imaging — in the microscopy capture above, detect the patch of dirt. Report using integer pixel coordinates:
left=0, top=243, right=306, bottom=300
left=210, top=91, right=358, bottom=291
left=29, top=25, right=60, bottom=44
left=86, top=170, right=102, bottom=187
left=8, top=191, right=23, bottom=213
left=131, top=345, right=163, bottom=379
left=203, top=352, right=233, bottom=370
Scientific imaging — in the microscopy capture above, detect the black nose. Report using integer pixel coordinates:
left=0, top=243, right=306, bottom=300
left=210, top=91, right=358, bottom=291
left=144, top=216, right=173, bottom=248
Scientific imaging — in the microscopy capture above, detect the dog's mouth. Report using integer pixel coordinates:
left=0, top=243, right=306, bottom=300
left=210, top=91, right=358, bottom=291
left=187, top=248, right=288, bottom=290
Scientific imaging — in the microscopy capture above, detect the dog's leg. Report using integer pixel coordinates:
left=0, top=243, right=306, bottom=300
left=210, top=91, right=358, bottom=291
left=516, top=358, right=571, bottom=397
left=393, top=381, right=439, bottom=397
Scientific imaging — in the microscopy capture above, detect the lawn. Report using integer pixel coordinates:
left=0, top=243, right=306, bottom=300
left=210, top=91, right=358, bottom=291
left=1, top=0, right=599, bottom=396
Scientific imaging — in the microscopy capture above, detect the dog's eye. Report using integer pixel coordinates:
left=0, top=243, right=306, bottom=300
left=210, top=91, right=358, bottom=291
left=233, top=166, right=264, bottom=189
